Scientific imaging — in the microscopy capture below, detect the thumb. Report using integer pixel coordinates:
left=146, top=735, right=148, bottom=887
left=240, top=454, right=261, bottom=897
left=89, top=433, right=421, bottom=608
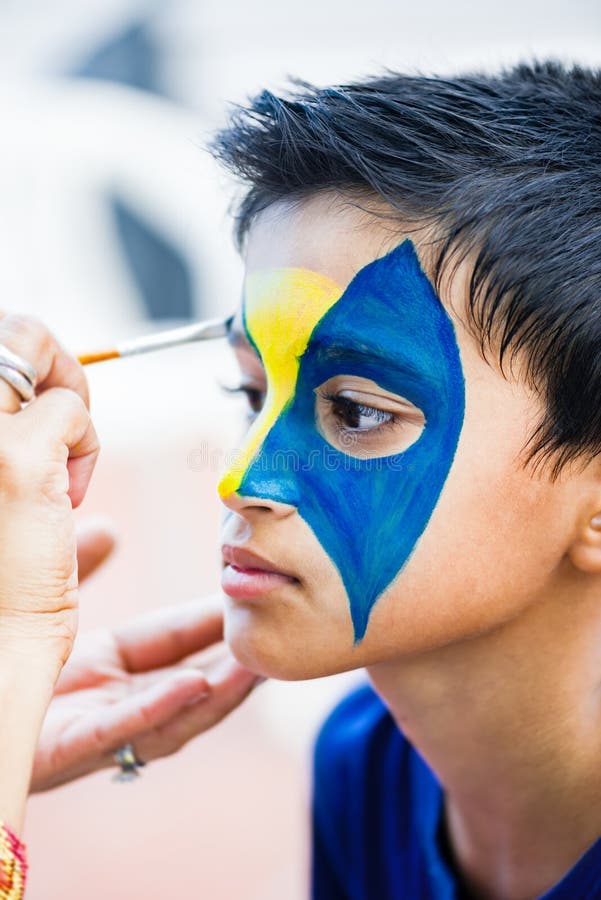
left=76, top=517, right=118, bottom=582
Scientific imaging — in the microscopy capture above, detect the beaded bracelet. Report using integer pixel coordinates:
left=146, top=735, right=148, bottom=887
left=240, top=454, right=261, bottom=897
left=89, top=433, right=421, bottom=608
left=0, top=823, right=27, bottom=899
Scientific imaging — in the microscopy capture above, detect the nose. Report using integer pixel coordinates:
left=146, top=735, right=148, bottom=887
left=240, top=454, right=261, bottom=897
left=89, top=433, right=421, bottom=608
left=218, top=416, right=302, bottom=509
left=219, top=487, right=297, bottom=519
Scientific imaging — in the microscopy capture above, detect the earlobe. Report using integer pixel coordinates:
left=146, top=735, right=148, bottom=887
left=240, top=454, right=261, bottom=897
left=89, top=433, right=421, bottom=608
left=568, top=514, right=601, bottom=574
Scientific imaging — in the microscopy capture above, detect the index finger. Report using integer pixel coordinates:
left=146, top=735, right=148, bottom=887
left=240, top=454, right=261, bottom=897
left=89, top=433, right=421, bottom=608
left=114, top=595, right=225, bottom=673
left=0, top=313, right=89, bottom=411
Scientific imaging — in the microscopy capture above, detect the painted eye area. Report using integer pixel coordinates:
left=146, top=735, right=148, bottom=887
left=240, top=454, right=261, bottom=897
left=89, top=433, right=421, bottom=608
left=315, top=376, right=425, bottom=459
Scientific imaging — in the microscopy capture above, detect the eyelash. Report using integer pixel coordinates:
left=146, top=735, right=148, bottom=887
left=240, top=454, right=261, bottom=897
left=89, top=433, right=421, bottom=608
left=318, top=391, right=398, bottom=433
left=221, top=384, right=265, bottom=415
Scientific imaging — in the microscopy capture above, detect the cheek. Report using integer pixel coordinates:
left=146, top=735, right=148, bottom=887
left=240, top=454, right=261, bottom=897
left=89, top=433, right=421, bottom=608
left=222, top=528, right=359, bottom=680
left=219, top=503, right=353, bottom=678
left=363, top=370, right=571, bottom=652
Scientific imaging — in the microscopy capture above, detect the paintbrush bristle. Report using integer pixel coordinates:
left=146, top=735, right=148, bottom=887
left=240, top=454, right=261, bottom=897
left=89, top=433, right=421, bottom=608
left=78, top=350, right=121, bottom=366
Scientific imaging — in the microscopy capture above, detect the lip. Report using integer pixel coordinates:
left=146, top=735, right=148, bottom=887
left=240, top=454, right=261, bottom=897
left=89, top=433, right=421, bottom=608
left=221, top=545, right=299, bottom=600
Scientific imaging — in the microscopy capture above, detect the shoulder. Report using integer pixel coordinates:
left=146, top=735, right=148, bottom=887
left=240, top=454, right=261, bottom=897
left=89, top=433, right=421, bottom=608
left=313, top=682, right=410, bottom=817
left=311, top=684, right=414, bottom=896
left=314, top=682, right=396, bottom=772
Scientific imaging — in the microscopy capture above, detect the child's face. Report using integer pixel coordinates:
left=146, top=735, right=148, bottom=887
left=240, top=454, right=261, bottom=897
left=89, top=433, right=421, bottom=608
left=219, top=194, right=579, bottom=679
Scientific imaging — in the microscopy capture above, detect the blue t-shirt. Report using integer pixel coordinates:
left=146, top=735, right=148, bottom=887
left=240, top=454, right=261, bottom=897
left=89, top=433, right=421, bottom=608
left=312, top=685, right=601, bottom=899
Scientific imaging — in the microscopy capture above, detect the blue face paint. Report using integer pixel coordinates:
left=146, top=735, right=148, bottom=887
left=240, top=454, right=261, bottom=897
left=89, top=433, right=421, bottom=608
left=222, top=241, right=465, bottom=642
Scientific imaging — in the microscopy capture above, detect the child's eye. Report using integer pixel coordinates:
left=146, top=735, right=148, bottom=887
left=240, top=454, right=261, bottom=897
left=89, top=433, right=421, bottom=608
left=329, top=395, right=395, bottom=431
left=222, top=383, right=266, bottom=417
left=315, top=378, right=425, bottom=459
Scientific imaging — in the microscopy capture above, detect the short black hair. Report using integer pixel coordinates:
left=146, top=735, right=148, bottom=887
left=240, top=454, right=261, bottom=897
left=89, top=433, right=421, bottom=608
left=211, top=61, right=601, bottom=476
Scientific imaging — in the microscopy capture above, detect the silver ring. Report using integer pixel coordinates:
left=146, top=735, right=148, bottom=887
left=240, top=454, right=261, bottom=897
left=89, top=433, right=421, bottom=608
left=0, top=344, right=37, bottom=387
left=0, top=364, right=34, bottom=402
left=113, top=743, right=146, bottom=782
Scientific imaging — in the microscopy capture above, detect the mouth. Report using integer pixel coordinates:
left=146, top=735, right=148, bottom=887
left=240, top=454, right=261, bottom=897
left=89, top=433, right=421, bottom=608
left=221, top=545, right=299, bottom=600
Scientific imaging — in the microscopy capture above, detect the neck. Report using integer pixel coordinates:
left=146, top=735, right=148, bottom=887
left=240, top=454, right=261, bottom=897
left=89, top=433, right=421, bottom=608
left=367, top=570, right=601, bottom=900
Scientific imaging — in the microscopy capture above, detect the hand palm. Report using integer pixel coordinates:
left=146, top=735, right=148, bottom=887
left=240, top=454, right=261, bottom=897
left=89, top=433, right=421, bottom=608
left=31, top=525, right=259, bottom=792
left=33, top=629, right=152, bottom=790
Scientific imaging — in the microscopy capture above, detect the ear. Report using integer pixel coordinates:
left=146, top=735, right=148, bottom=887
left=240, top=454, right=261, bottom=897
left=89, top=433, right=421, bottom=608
left=568, top=513, right=601, bottom=574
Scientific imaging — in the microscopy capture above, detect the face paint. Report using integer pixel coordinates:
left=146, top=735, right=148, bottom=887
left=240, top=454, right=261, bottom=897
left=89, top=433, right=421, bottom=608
left=218, top=268, right=342, bottom=497
left=219, top=241, right=465, bottom=642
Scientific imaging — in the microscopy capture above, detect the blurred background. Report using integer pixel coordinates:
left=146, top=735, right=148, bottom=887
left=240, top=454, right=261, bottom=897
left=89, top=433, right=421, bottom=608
left=1, top=1, right=599, bottom=897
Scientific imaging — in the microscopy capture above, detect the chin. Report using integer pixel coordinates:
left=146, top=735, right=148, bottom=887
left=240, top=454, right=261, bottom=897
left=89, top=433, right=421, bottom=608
left=222, top=595, right=365, bottom=680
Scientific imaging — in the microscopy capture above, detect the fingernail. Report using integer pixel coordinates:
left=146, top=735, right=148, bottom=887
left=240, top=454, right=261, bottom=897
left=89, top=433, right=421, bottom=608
left=184, top=688, right=211, bottom=707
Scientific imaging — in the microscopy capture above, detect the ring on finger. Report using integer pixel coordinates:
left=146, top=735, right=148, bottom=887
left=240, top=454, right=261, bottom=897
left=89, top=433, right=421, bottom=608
left=0, top=344, right=37, bottom=388
left=0, top=364, right=34, bottom=403
left=113, top=743, right=146, bottom=782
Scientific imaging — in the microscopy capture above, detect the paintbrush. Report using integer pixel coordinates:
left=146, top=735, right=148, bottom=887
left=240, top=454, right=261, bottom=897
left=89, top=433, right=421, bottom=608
left=78, top=315, right=233, bottom=366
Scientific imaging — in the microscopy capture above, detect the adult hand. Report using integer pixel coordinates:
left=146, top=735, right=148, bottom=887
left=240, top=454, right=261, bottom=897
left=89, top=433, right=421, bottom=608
left=32, top=572, right=259, bottom=791
left=0, top=314, right=98, bottom=673
left=0, top=314, right=97, bottom=833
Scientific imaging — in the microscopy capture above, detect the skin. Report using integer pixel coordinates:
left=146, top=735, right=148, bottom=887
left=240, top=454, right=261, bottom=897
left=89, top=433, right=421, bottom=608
left=0, top=315, right=258, bottom=838
left=0, top=312, right=99, bottom=834
left=220, top=194, right=601, bottom=899
left=34, top=566, right=257, bottom=791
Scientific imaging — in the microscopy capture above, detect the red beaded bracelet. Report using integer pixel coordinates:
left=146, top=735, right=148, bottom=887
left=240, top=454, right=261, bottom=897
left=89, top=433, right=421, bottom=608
left=0, top=823, right=27, bottom=899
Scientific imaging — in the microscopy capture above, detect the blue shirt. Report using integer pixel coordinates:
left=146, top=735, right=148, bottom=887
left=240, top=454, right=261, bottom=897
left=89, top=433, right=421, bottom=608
left=312, top=685, right=601, bottom=899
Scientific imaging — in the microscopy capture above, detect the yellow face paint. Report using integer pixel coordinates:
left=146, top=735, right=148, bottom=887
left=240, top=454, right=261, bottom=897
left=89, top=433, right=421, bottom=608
left=218, top=267, right=342, bottom=498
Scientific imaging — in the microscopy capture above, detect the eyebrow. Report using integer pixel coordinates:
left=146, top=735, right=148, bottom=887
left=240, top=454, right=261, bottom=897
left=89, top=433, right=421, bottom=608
left=309, top=338, right=429, bottom=383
